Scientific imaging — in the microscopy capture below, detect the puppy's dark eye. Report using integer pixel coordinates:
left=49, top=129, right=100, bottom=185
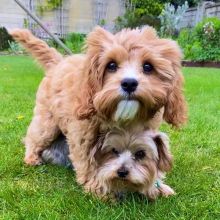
left=112, top=148, right=119, bottom=155
left=143, top=62, right=153, bottom=74
left=135, top=150, right=146, bottom=160
left=106, top=61, right=118, bottom=72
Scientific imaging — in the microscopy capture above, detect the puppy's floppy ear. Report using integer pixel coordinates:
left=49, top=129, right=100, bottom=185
left=164, top=69, right=187, bottom=128
left=153, top=132, right=172, bottom=172
left=76, top=27, right=113, bottom=120
left=155, top=40, right=187, bottom=128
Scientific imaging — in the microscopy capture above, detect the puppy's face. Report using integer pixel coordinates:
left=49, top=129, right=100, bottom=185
left=93, top=38, right=174, bottom=123
left=94, top=129, right=172, bottom=193
left=77, top=27, right=187, bottom=127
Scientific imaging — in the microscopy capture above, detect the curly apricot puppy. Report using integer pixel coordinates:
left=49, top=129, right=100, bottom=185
left=11, top=26, right=187, bottom=196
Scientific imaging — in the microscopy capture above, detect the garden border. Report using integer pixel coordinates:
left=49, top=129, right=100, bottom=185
left=182, top=61, right=220, bottom=68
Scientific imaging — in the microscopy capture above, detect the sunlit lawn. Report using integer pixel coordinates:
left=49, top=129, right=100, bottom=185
left=0, top=56, right=220, bottom=219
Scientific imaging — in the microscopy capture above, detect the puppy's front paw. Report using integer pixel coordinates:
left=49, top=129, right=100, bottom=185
left=159, top=183, right=175, bottom=197
left=24, top=154, right=43, bottom=166
left=143, top=186, right=160, bottom=201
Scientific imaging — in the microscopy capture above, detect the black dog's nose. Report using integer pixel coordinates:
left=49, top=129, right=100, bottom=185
left=121, top=78, right=138, bottom=93
left=117, top=167, right=129, bottom=178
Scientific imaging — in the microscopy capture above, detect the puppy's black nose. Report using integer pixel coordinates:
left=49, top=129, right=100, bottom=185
left=121, top=78, right=138, bottom=93
left=117, top=167, right=129, bottom=178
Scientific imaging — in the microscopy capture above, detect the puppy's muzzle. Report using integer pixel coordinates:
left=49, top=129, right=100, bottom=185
left=121, top=78, right=138, bottom=94
left=117, top=167, right=129, bottom=178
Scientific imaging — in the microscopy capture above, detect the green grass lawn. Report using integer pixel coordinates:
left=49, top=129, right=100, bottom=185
left=0, top=56, right=220, bottom=220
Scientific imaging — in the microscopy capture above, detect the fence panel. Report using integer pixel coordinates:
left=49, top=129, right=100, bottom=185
left=180, top=1, right=220, bottom=29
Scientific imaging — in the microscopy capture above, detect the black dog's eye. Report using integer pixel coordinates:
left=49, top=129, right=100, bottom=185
left=135, top=150, right=146, bottom=160
left=112, top=148, right=119, bottom=155
left=143, top=62, right=153, bottom=74
left=106, top=61, right=118, bottom=72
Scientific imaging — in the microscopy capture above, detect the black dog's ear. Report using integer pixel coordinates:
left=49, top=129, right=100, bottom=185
left=153, top=133, right=173, bottom=172
left=89, top=132, right=107, bottom=165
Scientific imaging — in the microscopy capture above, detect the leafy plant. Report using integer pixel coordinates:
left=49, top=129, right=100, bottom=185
left=37, top=0, right=63, bottom=15
left=177, top=17, right=220, bottom=61
left=159, top=1, right=189, bottom=37
left=48, top=32, right=85, bottom=54
left=0, top=27, right=14, bottom=51
left=195, top=17, right=220, bottom=46
left=64, top=33, right=85, bottom=53
left=194, top=17, right=220, bottom=61
left=99, top=19, right=106, bottom=26
left=8, top=41, right=25, bottom=54
left=177, top=28, right=196, bottom=59
left=115, top=0, right=163, bottom=31
left=177, top=28, right=194, bottom=47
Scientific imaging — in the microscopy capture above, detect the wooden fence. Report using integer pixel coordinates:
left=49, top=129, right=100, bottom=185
left=180, top=1, right=220, bottom=28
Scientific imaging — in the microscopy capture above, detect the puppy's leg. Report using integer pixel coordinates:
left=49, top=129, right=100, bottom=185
left=140, top=180, right=175, bottom=200
left=24, top=113, right=59, bottom=165
left=143, top=185, right=160, bottom=201
left=67, top=118, right=100, bottom=185
left=158, top=182, right=175, bottom=197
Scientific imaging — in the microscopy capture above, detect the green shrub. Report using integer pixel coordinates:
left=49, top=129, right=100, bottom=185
left=8, top=41, right=25, bottom=54
left=64, top=32, right=85, bottom=53
left=37, top=0, right=63, bottom=15
left=115, top=0, right=163, bottom=31
left=0, top=27, right=14, bottom=51
left=177, top=28, right=197, bottom=60
left=177, top=28, right=194, bottom=48
left=47, top=32, right=85, bottom=54
left=178, top=17, right=220, bottom=61
left=194, top=17, right=220, bottom=61
left=159, top=1, right=189, bottom=37
left=195, top=17, right=220, bottom=48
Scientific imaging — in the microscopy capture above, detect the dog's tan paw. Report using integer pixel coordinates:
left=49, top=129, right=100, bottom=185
left=159, top=183, right=175, bottom=197
left=143, top=186, right=160, bottom=201
left=24, top=154, right=42, bottom=166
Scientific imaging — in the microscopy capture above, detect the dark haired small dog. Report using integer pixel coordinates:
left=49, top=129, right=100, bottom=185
left=41, top=129, right=175, bottom=200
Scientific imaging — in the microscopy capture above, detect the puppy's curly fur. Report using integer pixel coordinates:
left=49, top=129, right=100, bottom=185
left=42, top=129, right=174, bottom=200
left=11, top=27, right=187, bottom=197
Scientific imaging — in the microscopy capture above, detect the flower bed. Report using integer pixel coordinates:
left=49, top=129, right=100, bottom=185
left=178, top=17, right=220, bottom=62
